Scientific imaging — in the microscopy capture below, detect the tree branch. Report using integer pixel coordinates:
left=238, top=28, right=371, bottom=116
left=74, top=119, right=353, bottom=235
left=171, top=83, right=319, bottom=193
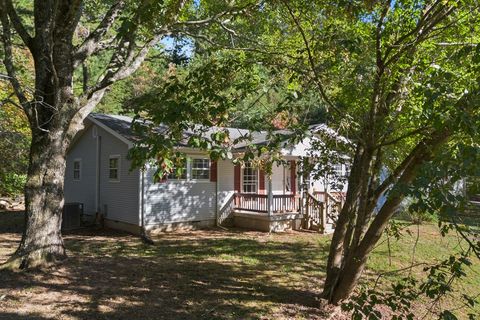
left=84, top=33, right=163, bottom=99
left=0, top=4, right=29, bottom=108
left=282, top=0, right=340, bottom=115
left=376, top=126, right=429, bottom=148
left=355, top=129, right=451, bottom=260
left=172, top=2, right=254, bottom=27
left=384, top=2, right=455, bottom=67
left=73, top=0, right=125, bottom=68
left=0, top=91, right=22, bottom=110
left=4, top=0, right=33, bottom=49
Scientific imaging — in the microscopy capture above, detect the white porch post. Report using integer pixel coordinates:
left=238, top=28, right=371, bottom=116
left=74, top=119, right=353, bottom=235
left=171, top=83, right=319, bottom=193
left=299, top=160, right=304, bottom=215
left=268, top=176, right=273, bottom=216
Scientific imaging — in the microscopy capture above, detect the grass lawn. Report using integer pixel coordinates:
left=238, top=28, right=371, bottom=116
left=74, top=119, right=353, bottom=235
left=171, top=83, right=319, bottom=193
left=0, top=210, right=479, bottom=319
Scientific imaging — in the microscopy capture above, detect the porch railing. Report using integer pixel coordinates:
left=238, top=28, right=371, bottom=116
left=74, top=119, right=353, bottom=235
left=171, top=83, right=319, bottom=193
left=234, top=193, right=300, bottom=213
left=304, top=192, right=343, bottom=232
left=313, top=191, right=343, bottom=224
left=217, top=192, right=236, bottom=226
left=304, top=193, right=324, bottom=230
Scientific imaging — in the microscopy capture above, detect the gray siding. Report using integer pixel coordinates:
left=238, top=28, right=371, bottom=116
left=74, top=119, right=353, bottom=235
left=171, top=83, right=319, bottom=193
left=65, top=123, right=140, bottom=225
left=143, top=161, right=216, bottom=226
left=65, top=125, right=97, bottom=217
left=97, top=126, right=140, bottom=225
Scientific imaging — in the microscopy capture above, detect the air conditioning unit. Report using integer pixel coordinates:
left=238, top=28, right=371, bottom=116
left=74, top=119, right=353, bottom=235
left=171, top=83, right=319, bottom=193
left=62, top=202, right=83, bottom=231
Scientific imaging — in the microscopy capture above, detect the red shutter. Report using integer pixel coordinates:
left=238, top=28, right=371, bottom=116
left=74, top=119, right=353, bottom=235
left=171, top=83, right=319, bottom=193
left=259, top=170, right=266, bottom=194
left=210, top=161, right=217, bottom=182
left=234, top=164, right=241, bottom=193
left=290, top=160, right=296, bottom=194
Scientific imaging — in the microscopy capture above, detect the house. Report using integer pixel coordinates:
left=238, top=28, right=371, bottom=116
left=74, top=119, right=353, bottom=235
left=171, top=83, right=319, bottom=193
left=64, top=113, right=345, bottom=234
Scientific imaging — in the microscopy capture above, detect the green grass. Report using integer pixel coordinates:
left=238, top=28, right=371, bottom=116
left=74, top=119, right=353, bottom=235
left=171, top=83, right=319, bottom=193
left=0, top=210, right=479, bottom=319
left=368, top=222, right=480, bottom=318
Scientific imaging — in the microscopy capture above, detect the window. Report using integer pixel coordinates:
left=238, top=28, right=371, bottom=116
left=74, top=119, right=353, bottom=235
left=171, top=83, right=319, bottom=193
left=167, top=161, right=188, bottom=180
left=109, top=156, right=120, bottom=181
left=191, top=158, right=210, bottom=180
left=242, top=162, right=258, bottom=193
left=333, top=164, right=343, bottom=177
left=73, top=159, right=81, bottom=181
left=344, top=165, right=350, bottom=178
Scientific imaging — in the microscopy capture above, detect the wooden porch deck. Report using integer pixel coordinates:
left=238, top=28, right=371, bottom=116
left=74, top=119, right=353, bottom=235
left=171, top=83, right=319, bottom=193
left=235, top=193, right=300, bottom=214
left=218, top=192, right=342, bottom=233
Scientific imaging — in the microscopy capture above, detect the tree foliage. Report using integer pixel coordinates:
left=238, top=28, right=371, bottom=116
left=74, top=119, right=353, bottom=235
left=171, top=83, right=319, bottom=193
left=0, top=82, right=29, bottom=196
left=0, top=0, right=260, bottom=269
left=127, top=1, right=480, bottom=316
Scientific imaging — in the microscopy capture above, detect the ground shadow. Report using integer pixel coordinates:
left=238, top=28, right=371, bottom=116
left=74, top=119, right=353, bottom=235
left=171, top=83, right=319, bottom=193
left=0, top=227, right=333, bottom=319
left=0, top=210, right=25, bottom=234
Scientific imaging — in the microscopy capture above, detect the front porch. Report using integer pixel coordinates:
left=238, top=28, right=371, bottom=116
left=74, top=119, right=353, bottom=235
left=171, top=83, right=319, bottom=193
left=218, top=192, right=341, bottom=233
left=233, top=193, right=302, bottom=232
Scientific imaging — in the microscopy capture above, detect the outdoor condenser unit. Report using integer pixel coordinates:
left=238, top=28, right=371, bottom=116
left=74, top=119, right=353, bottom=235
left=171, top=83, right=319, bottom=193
left=62, top=202, right=83, bottom=231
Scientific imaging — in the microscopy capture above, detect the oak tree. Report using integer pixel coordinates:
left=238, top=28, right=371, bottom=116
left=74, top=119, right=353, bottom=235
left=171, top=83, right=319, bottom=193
left=0, top=0, right=255, bottom=269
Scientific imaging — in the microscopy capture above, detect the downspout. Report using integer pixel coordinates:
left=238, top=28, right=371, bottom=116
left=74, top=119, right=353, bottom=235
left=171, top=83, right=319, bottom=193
left=95, top=134, right=101, bottom=216
left=215, top=166, right=219, bottom=226
left=141, top=169, right=145, bottom=232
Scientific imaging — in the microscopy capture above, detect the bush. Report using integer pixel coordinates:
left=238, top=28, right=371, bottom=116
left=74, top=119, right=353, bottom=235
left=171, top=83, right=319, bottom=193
left=0, top=173, right=26, bottom=196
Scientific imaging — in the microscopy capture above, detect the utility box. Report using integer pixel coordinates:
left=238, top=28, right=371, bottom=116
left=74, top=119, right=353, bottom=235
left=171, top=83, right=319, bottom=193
left=62, top=202, right=83, bottom=231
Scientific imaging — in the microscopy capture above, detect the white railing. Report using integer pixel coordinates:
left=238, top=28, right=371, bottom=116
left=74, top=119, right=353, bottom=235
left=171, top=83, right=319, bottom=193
left=234, top=193, right=300, bottom=213
left=217, top=192, right=236, bottom=226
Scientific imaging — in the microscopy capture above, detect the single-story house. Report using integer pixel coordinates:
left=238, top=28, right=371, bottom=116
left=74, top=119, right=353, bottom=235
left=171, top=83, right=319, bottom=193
left=64, top=113, right=346, bottom=234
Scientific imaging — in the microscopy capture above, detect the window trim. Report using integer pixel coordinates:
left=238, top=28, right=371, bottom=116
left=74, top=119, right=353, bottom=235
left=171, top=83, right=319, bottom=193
left=242, top=162, right=258, bottom=194
left=73, top=158, right=81, bottom=181
left=190, top=158, right=211, bottom=181
left=109, top=155, right=121, bottom=182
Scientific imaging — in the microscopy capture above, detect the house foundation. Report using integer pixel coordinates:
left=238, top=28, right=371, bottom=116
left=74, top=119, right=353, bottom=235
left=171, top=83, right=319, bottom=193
left=233, top=211, right=302, bottom=232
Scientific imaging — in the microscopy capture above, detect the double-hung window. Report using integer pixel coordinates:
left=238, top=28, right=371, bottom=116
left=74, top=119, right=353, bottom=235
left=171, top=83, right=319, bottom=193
left=191, top=158, right=210, bottom=180
left=164, top=158, right=210, bottom=181
left=73, top=159, right=81, bottom=181
left=333, top=164, right=343, bottom=178
left=242, top=162, right=258, bottom=193
left=109, top=156, right=120, bottom=181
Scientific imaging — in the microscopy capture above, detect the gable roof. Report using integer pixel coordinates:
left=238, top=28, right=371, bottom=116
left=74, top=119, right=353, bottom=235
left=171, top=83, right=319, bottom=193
left=86, top=113, right=341, bottom=158
left=88, top=113, right=272, bottom=150
left=89, top=113, right=142, bottom=144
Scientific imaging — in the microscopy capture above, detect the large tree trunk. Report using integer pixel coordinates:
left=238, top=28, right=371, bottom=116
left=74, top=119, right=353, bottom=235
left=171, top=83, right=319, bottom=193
left=3, top=128, right=69, bottom=269
left=321, top=131, right=451, bottom=304
left=0, top=0, right=185, bottom=270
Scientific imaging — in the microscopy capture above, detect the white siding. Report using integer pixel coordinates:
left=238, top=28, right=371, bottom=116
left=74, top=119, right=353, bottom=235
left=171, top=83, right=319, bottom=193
left=217, top=159, right=235, bottom=211
left=97, top=126, right=140, bottom=225
left=309, top=164, right=348, bottom=193
left=271, top=164, right=285, bottom=194
left=143, top=156, right=216, bottom=226
left=65, top=125, right=97, bottom=217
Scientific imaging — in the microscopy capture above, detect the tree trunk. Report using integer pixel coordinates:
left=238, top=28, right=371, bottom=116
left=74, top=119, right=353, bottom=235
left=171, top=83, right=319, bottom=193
left=3, top=129, right=68, bottom=270
left=321, top=130, right=450, bottom=304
